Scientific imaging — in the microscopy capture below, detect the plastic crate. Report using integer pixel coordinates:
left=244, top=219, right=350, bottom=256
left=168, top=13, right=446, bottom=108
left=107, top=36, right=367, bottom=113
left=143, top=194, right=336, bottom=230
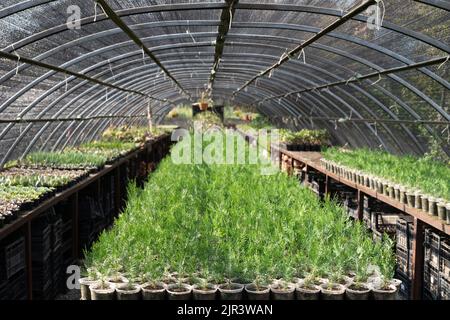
left=396, top=217, right=414, bottom=252
left=396, top=246, right=413, bottom=279
left=423, top=262, right=440, bottom=299
left=424, top=229, right=446, bottom=270
left=395, top=271, right=411, bottom=300
left=4, top=237, right=26, bottom=279
left=8, top=271, right=27, bottom=300
left=440, top=241, right=450, bottom=281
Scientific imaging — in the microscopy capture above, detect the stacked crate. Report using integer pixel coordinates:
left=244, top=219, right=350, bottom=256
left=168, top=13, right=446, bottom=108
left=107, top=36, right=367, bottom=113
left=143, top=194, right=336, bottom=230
left=31, top=214, right=53, bottom=300
left=0, top=234, right=27, bottom=300
left=395, top=217, right=414, bottom=299
left=363, top=197, right=404, bottom=241
left=423, top=229, right=450, bottom=300
left=31, top=208, right=64, bottom=300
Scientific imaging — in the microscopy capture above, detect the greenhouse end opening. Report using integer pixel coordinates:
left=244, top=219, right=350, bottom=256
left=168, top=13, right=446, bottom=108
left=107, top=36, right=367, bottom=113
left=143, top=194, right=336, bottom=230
left=0, top=0, right=449, bottom=308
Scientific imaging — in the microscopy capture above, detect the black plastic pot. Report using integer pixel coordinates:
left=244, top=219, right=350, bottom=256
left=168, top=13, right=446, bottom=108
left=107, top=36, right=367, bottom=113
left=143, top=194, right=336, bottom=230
left=78, top=277, right=98, bottom=300
left=414, top=193, right=422, bottom=210
left=90, top=282, right=116, bottom=300
left=192, top=284, right=217, bottom=300
left=421, top=196, right=429, bottom=213
left=320, top=283, right=346, bottom=300
left=116, top=283, right=141, bottom=300
left=244, top=284, right=270, bottom=300
left=437, top=203, right=447, bottom=221
left=296, top=283, right=320, bottom=300
left=446, top=205, right=450, bottom=225
left=345, top=283, right=371, bottom=300
left=399, top=189, right=407, bottom=204
left=428, top=198, right=437, bottom=216
left=270, top=283, right=296, bottom=300
left=372, top=284, right=398, bottom=300
left=141, top=282, right=166, bottom=300
left=166, top=283, right=192, bottom=300
left=218, top=283, right=244, bottom=300
left=406, top=193, right=415, bottom=207
left=106, top=275, right=129, bottom=289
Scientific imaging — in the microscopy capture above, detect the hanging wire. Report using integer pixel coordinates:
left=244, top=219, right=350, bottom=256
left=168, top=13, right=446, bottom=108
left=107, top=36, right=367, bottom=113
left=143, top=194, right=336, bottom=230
left=375, top=0, right=386, bottom=31
left=94, top=2, right=98, bottom=22
left=228, top=6, right=233, bottom=30
left=437, top=55, right=449, bottom=70
left=298, top=48, right=306, bottom=64
left=370, top=73, right=382, bottom=86
left=65, top=73, right=68, bottom=92
left=108, top=59, right=115, bottom=80
left=11, top=44, right=21, bottom=75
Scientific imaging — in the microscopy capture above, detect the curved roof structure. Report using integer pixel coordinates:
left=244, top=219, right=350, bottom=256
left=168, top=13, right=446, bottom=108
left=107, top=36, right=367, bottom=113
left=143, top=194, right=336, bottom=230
left=0, top=0, right=449, bottom=166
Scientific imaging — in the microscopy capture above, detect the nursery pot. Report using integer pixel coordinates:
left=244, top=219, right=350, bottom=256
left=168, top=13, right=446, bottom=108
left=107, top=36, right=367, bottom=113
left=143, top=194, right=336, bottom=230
left=428, top=197, right=437, bottom=216
left=399, top=189, right=407, bottom=204
left=320, top=283, right=346, bottom=300
left=372, top=284, right=398, bottom=300
left=406, top=192, right=415, bottom=208
left=414, top=193, right=422, bottom=210
left=141, top=282, right=166, bottom=300
left=383, top=183, right=390, bottom=197
left=394, top=185, right=400, bottom=202
left=376, top=180, right=383, bottom=194
left=166, top=283, right=192, bottom=300
left=336, top=276, right=354, bottom=287
left=446, top=204, right=450, bottom=225
left=106, top=275, right=129, bottom=289
left=218, top=283, right=244, bottom=300
left=116, top=283, right=141, bottom=300
left=192, top=284, right=217, bottom=300
left=296, top=283, right=321, bottom=300
left=364, top=175, right=370, bottom=187
left=345, top=283, right=371, bottom=300
left=270, top=283, right=296, bottom=300
left=369, top=177, right=376, bottom=190
left=245, top=284, right=270, bottom=300
left=421, top=196, right=429, bottom=213
left=390, top=278, right=402, bottom=289
left=388, top=186, right=395, bottom=199
left=79, top=277, right=98, bottom=300
left=437, top=202, right=447, bottom=221
left=90, top=282, right=116, bottom=300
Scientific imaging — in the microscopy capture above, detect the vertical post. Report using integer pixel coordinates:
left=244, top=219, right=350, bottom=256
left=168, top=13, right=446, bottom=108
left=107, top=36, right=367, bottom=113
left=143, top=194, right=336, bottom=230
left=325, top=175, right=330, bottom=197
left=412, top=218, right=425, bottom=300
left=357, top=190, right=364, bottom=221
left=25, top=222, right=33, bottom=300
left=114, top=167, right=121, bottom=216
left=70, top=192, right=79, bottom=260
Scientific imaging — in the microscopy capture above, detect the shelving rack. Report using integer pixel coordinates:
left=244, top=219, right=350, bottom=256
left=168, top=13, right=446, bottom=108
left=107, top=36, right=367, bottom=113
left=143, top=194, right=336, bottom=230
left=0, top=134, right=173, bottom=300
left=238, top=128, right=449, bottom=300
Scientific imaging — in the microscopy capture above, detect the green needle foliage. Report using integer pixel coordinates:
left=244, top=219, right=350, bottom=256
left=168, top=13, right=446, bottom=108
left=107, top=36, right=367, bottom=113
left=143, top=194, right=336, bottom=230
left=323, top=147, right=450, bottom=201
left=85, top=133, right=395, bottom=285
left=18, top=151, right=107, bottom=169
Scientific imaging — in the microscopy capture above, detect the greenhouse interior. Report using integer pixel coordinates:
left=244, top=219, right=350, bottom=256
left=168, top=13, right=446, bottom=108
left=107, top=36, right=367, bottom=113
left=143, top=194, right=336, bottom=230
left=0, top=0, right=449, bottom=303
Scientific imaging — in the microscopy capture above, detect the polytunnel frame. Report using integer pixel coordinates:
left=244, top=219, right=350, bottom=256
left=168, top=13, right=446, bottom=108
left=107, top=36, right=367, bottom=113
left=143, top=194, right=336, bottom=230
left=0, top=38, right=436, bottom=159
left=0, top=1, right=448, bottom=164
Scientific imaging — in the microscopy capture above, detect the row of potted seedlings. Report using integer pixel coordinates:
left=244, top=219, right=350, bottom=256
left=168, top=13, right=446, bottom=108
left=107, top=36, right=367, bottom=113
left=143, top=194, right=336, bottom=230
left=79, top=272, right=402, bottom=301
left=0, top=126, right=171, bottom=228
left=0, top=185, right=53, bottom=227
left=82, top=132, right=401, bottom=301
left=320, top=158, right=450, bottom=224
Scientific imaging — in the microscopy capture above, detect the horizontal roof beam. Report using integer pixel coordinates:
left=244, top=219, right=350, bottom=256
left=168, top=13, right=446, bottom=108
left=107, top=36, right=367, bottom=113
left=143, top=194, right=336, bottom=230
left=255, top=55, right=450, bottom=105
left=232, top=0, right=376, bottom=95
left=0, top=50, right=171, bottom=103
left=95, top=0, right=191, bottom=100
